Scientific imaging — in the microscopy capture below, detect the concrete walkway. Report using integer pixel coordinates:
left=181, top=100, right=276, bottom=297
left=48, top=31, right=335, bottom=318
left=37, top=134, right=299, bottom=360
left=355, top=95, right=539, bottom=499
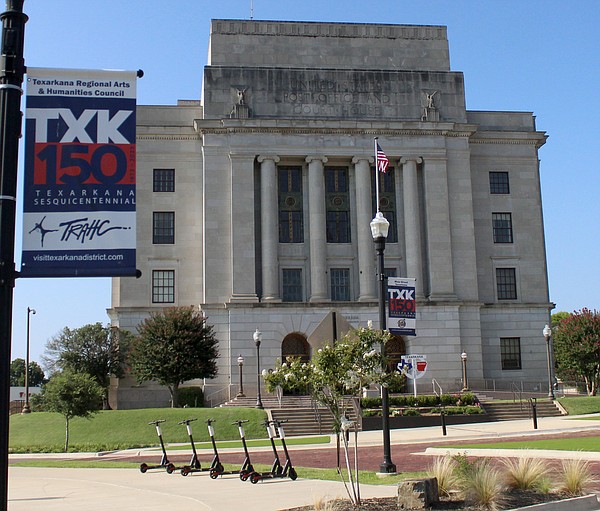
left=8, top=414, right=600, bottom=511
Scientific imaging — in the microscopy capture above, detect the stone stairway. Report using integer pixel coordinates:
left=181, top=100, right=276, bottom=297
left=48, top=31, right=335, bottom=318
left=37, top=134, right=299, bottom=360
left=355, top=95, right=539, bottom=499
left=476, top=393, right=564, bottom=421
left=220, top=395, right=359, bottom=436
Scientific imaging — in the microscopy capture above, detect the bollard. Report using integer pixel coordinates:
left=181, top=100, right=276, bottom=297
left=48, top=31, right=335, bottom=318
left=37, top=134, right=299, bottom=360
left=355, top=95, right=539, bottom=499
left=530, top=398, right=538, bottom=430
left=440, top=410, right=447, bottom=436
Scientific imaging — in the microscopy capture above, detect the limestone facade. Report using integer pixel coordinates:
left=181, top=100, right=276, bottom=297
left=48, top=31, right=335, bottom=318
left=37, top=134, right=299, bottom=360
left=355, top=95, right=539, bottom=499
left=109, top=20, right=552, bottom=409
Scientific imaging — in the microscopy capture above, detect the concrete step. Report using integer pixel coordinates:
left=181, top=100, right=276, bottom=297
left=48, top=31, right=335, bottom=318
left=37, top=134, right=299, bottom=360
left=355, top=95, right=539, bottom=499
left=481, top=400, right=563, bottom=421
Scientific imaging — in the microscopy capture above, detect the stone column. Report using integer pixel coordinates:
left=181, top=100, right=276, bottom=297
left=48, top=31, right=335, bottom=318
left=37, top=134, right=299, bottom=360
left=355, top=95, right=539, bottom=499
left=423, top=157, right=456, bottom=300
left=400, top=156, right=425, bottom=299
left=258, top=155, right=281, bottom=301
left=229, top=153, right=259, bottom=302
left=352, top=155, right=377, bottom=301
left=306, top=155, right=328, bottom=302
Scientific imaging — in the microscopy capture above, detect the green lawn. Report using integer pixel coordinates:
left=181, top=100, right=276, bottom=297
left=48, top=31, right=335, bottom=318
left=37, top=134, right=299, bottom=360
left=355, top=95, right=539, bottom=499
left=454, top=436, right=600, bottom=452
left=558, top=396, right=600, bottom=415
left=10, top=407, right=270, bottom=453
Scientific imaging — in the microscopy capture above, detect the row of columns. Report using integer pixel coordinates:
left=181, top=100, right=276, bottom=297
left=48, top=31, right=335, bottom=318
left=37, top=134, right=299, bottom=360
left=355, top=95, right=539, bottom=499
left=257, top=154, right=438, bottom=303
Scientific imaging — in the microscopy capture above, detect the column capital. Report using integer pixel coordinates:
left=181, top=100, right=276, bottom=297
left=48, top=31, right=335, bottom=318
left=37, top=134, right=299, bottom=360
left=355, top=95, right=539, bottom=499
left=399, top=156, right=423, bottom=166
left=352, top=155, right=374, bottom=165
left=257, top=154, right=280, bottom=164
left=305, top=155, right=328, bottom=164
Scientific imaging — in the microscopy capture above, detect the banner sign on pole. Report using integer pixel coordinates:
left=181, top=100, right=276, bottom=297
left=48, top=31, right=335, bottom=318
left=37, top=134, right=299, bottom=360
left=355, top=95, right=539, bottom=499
left=387, top=277, right=416, bottom=336
left=20, top=67, right=138, bottom=277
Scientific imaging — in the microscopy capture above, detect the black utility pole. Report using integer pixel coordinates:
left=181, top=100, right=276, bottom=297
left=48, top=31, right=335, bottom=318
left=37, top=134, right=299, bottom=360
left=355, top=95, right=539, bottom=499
left=0, top=1, right=26, bottom=509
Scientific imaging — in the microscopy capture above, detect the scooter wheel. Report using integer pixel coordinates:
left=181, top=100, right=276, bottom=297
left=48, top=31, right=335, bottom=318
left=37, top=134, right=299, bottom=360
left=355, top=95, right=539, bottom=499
left=181, top=467, right=190, bottom=477
left=240, top=471, right=250, bottom=481
left=209, top=469, right=220, bottom=480
left=289, top=468, right=298, bottom=481
left=140, top=463, right=148, bottom=473
left=250, top=473, right=261, bottom=484
left=166, top=463, right=176, bottom=474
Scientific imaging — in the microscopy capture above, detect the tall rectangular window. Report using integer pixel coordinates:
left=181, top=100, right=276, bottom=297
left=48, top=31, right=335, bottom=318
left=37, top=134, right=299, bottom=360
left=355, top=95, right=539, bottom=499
left=278, top=167, right=304, bottom=243
left=282, top=269, right=303, bottom=302
left=501, top=337, right=522, bottom=370
left=372, top=167, right=398, bottom=243
left=152, top=270, right=175, bottom=303
left=489, top=171, right=510, bottom=194
left=153, top=169, right=175, bottom=192
left=330, top=268, right=350, bottom=301
left=492, top=212, right=513, bottom=243
left=153, top=212, right=175, bottom=244
left=326, top=168, right=351, bottom=243
left=496, top=268, right=517, bottom=300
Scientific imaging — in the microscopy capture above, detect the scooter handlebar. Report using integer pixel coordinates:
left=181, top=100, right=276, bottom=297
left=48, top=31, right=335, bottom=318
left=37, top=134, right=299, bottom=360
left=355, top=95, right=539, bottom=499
left=205, top=418, right=216, bottom=425
left=148, top=419, right=166, bottom=425
left=232, top=419, right=249, bottom=425
left=178, top=418, right=198, bottom=425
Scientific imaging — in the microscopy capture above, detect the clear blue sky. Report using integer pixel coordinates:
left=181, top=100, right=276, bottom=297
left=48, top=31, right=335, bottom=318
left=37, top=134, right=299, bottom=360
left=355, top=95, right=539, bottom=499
left=11, top=0, right=600, bottom=366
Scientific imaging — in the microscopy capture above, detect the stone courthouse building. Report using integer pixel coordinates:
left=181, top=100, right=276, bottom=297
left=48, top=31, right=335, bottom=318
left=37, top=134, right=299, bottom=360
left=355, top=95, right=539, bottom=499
left=109, top=20, right=552, bottom=408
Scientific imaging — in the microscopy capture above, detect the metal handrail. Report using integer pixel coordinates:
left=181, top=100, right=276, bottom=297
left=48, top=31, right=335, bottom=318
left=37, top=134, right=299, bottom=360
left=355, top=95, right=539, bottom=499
left=510, top=381, right=524, bottom=410
left=432, top=379, right=443, bottom=398
left=203, top=384, right=231, bottom=407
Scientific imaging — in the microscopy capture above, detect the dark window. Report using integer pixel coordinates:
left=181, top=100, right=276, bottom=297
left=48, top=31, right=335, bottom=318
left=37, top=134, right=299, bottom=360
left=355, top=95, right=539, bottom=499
left=153, top=169, right=175, bottom=192
left=325, top=168, right=351, bottom=243
left=492, top=213, right=513, bottom=243
left=152, top=270, right=175, bottom=303
left=281, top=334, right=310, bottom=363
left=282, top=269, right=303, bottom=302
left=496, top=268, right=517, bottom=300
left=371, top=167, right=398, bottom=243
left=330, top=268, right=350, bottom=301
left=501, top=337, right=522, bottom=370
left=153, top=212, right=175, bottom=244
left=489, top=171, right=510, bottom=194
left=278, top=167, right=303, bottom=243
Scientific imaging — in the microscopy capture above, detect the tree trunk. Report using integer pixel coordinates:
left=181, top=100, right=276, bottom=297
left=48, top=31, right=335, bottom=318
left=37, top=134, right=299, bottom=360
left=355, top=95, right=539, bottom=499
left=64, top=417, right=70, bottom=453
left=169, top=383, right=179, bottom=408
left=102, top=392, right=112, bottom=410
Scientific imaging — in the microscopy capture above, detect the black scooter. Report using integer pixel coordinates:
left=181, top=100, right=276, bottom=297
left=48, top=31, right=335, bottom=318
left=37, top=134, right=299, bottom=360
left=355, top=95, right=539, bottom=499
left=249, top=419, right=297, bottom=483
left=140, top=419, right=176, bottom=473
left=180, top=418, right=224, bottom=476
left=209, top=419, right=254, bottom=480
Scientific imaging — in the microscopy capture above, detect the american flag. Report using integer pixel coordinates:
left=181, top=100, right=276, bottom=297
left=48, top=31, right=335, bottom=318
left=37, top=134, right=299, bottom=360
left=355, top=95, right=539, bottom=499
left=376, top=143, right=389, bottom=173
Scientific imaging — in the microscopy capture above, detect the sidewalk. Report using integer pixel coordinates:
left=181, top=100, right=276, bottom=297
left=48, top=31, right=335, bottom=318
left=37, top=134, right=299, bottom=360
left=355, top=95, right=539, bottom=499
left=8, top=414, right=600, bottom=511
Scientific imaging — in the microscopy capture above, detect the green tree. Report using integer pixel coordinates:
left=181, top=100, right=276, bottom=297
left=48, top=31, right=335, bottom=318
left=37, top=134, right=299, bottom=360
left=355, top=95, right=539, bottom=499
left=41, top=370, right=104, bottom=452
left=43, top=323, right=132, bottom=409
left=129, top=307, right=219, bottom=407
left=553, top=309, right=600, bottom=395
left=10, top=358, right=45, bottom=387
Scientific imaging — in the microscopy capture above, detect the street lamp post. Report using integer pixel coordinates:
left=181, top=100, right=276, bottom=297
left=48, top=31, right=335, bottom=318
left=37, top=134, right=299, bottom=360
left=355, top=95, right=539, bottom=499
left=543, top=325, right=555, bottom=400
left=237, top=355, right=245, bottom=398
left=461, top=352, right=468, bottom=391
left=253, top=329, right=263, bottom=409
left=370, top=211, right=396, bottom=474
left=22, top=307, right=36, bottom=414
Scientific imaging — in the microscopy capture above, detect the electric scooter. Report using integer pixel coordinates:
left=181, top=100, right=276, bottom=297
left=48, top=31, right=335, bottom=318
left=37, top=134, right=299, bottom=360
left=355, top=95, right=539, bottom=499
left=209, top=419, right=254, bottom=480
left=139, top=420, right=176, bottom=474
left=249, top=419, right=297, bottom=483
left=180, top=418, right=224, bottom=476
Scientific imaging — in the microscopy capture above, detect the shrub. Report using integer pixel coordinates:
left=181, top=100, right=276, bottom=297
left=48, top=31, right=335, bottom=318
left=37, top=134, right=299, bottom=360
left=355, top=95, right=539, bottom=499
left=459, top=458, right=505, bottom=510
left=402, top=408, right=421, bottom=416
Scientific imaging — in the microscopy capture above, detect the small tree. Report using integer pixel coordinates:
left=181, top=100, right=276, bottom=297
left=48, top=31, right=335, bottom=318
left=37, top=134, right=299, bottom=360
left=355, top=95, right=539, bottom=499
left=553, top=308, right=600, bottom=395
left=41, top=370, right=104, bottom=452
left=43, top=323, right=132, bottom=409
left=10, top=358, right=45, bottom=387
left=130, top=306, right=219, bottom=407
left=263, top=324, right=392, bottom=506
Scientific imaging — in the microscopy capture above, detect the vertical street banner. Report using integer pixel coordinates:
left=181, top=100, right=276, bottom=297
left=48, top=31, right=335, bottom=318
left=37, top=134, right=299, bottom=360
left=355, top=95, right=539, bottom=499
left=387, top=277, right=416, bottom=336
left=21, top=68, right=138, bottom=277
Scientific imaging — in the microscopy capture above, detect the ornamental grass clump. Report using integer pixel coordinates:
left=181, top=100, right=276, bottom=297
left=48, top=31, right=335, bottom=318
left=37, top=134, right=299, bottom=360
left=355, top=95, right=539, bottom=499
left=559, top=458, right=594, bottom=496
left=502, top=457, right=550, bottom=491
left=454, top=456, right=505, bottom=510
left=427, top=456, right=459, bottom=497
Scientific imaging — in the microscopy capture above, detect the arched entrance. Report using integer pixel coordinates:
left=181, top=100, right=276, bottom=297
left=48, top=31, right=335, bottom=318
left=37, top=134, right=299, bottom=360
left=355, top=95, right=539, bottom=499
left=281, top=333, right=310, bottom=363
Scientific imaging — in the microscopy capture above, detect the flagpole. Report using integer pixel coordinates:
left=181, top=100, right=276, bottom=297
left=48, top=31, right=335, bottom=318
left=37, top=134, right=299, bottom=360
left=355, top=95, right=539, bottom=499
left=374, top=137, right=380, bottom=212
